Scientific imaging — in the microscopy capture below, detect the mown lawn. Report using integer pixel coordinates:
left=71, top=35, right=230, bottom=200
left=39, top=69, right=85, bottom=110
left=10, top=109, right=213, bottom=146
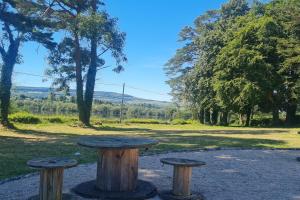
left=0, top=123, right=299, bottom=180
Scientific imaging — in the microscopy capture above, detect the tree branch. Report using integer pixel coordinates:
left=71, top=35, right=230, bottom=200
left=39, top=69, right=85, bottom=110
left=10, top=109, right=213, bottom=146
left=98, top=47, right=109, bottom=57
left=99, top=65, right=111, bottom=70
left=60, top=0, right=77, bottom=11
left=0, top=44, right=6, bottom=58
left=55, top=1, right=75, bottom=17
left=4, top=22, right=14, bottom=44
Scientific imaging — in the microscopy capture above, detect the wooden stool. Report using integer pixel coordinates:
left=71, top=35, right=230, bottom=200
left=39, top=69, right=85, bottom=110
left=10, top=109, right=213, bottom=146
left=27, top=157, right=78, bottom=200
left=159, top=158, right=205, bottom=200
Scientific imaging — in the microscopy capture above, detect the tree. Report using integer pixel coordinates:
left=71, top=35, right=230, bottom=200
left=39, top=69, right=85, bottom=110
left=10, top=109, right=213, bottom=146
left=166, top=0, right=300, bottom=127
left=214, top=14, right=284, bottom=126
left=46, top=0, right=126, bottom=125
left=0, top=0, right=54, bottom=126
left=165, top=0, right=250, bottom=125
left=267, top=0, right=300, bottom=125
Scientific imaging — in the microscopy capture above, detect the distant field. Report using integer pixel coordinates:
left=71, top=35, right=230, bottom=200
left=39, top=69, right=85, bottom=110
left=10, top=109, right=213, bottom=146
left=0, top=122, right=299, bottom=180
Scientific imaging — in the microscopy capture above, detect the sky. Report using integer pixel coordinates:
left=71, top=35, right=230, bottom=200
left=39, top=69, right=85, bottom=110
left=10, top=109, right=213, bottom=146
left=14, top=0, right=228, bottom=102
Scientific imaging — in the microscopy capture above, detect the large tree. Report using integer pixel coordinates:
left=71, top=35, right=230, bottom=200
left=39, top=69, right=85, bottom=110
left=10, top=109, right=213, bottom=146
left=0, top=0, right=54, bottom=126
left=214, top=16, right=282, bottom=126
left=166, top=0, right=300, bottom=127
left=46, top=0, right=126, bottom=125
left=268, top=0, right=300, bottom=125
left=165, top=0, right=249, bottom=125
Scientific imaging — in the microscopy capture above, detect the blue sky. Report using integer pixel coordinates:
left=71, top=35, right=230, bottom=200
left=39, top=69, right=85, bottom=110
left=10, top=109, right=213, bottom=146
left=14, top=0, right=227, bottom=102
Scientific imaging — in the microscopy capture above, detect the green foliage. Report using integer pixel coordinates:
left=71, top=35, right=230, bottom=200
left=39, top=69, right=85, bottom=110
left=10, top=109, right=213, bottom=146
left=43, top=116, right=64, bottom=124
left=165, top=0, right=300, bottom=127
left=214, top=16, right=281, bottom=115
left=9, top=112, right=41, bottom=124
left=125, top=118, right=167, bottom=124
left=171, top=119, right=192, bottom=125
left=12, top=96, right=179, bottom=121
left=92, top=118, right=120, bottom=125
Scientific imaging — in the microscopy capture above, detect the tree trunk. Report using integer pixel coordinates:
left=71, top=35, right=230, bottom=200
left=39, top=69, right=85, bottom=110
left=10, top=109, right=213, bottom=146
left=210, top=109, right=218, bottom=125
left=220, top=111, right=229, bottom=126
left=239, top=114, right=244, bottom=126
left=272, top=108, right=280, bottom=126
left=286, top=104, right=297, bottom=125
left=204, top=109, right=210, bottom=125
left=84, top=1, right=98, bottom=125
left=245, top=108, right=252, bottom=127
left=0, top=63, right=13, bottom=126
left=198, top=108, right=204, bottom=124
left=0, top=40, right=20, bottom=127
left=74, top=32, right=87, bottom=125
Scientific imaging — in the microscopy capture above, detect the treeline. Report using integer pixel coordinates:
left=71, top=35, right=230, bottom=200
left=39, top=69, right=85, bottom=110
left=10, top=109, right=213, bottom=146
left=11, top=95, right=185, bottom=120
left=165, top=0, right=300, bottom=126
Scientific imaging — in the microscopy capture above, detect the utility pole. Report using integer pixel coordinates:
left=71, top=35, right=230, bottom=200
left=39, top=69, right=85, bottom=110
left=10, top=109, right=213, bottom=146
left=119, top=83, right=125, bottom=123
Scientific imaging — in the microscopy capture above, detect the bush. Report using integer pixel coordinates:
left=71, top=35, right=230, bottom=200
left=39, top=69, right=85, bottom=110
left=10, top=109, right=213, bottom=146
left=100, top=118, right=120, bottom=124
left=251, top=118, right=272, bottom=127
left=9, top=112, right=41, bottom=124
left=125, top=118, right=167, bottom=124
left=44, top=117, right=64, bottom=123
left=91, top=118, right=120, bottom=125
left=171, top=119, right=191, bottom=125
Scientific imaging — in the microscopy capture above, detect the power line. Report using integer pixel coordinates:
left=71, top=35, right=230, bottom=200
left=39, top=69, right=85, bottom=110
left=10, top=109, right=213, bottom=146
left=126, top=84, right=169, bottom=96
left=13, top=71, right=170, bottom=97
left=14, top=71, right=50, bottom=78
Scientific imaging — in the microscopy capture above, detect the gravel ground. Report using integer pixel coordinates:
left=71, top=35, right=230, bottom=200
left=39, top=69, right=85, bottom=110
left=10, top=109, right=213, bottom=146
left=1, top=150, right=300, bottom=200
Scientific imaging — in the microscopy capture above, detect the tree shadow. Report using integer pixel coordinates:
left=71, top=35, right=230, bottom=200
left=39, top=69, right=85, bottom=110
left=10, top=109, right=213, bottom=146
left=91, top=126, right=289, bottom=135
left=90, top=125, right=152, bottom=132
left=0, top=125, right=289, bottom=180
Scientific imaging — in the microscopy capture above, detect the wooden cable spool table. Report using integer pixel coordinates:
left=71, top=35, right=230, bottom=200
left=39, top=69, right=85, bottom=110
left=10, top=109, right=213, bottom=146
left=27, top=157, right=78, bottom=200
left=159, top=158, right=205, bottom=200
left=72, top=136, right=158, bottom=200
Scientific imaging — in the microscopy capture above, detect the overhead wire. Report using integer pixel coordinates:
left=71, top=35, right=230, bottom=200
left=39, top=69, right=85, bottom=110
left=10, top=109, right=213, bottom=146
left=13, top=71, right=170, bottom=97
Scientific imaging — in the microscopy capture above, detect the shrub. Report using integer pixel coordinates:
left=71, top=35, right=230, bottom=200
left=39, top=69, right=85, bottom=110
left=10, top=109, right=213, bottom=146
left=44, top=117, right=64, bottom=123
left=125, top=118, right=167, bottom=124
left=101, top=118, right=120, bottom=124
left=251, top=118, right=272, bottom=127
left=171, top=119, right=191, bottom=125
left=9, top=112, right=41, bottom=124
left=91, top=118, right=120, bottom=125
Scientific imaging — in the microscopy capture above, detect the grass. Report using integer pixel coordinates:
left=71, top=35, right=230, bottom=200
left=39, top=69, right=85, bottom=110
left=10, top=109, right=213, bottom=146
left=0, top=122, right=299, bottom=180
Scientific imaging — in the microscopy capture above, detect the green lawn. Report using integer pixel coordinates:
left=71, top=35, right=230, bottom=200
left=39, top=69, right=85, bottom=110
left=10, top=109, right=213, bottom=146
left=0, top=123, right=299, bottom=180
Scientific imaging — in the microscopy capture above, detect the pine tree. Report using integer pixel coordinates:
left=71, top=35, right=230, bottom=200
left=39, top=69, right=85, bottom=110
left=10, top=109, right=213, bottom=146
left=0, top=0, right=55, bottom=126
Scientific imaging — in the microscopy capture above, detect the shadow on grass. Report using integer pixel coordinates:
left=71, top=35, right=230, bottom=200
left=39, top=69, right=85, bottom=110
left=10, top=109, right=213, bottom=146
left=0, top=134, right=97, bottom=180
left=91, top=125, right=152, bottom=132
left=92, top=126, right=289, bottom=135
left=10, top=126, right=289, bottom=151
left=0, top=125, right=288, bottom=180
left=152, top=135, right=285, bottom=150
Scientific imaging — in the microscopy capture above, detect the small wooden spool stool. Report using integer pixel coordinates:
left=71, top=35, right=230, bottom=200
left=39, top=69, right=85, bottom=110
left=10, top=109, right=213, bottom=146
left=27, top=157, right=78, bottom=200
left=159, top=158, right=205, bottom=200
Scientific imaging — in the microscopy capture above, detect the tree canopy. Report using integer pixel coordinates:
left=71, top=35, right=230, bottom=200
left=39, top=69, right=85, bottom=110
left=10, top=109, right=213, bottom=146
left=165, top=0, right=300, bottom=126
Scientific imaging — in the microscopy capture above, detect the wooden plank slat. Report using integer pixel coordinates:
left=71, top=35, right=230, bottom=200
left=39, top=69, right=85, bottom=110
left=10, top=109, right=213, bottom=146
left=96, top=149, right=138, bottom=192
left=172, top=166, right=192, bottom=196
left=39, top=168, right=64, bottom=200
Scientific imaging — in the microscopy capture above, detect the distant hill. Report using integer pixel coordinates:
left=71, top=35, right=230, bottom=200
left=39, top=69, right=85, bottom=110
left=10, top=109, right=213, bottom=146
left=13, top=86, right=172, bottom=107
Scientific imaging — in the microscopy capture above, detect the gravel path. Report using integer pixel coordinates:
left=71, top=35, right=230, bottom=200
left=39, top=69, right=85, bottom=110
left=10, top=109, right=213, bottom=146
left=1, top=150, right=300, bottom=200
